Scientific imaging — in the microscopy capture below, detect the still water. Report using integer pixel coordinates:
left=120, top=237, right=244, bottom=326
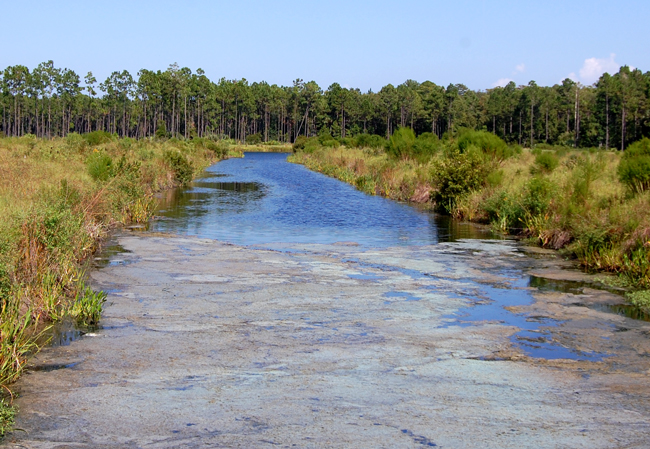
left=151, top=152, right=495, bottom=245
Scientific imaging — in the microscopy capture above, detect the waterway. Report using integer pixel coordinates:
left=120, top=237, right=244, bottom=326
left=4, top=152, right=650, bottom=448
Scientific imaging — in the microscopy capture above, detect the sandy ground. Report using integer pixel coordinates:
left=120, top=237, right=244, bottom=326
left=3, top=234, right=650, bottom=448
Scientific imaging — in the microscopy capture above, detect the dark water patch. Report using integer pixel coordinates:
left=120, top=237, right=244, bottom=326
left=433, top=214, right=500, bottom=243
left=529, top=276, right=586, bottom=294
left=528, top=275, right=623, bottom=296
left=28, top=361, right=79, bottom=372
left=590, top=303, right=650, bottom=322
left=400, top=429, right=437, bottom=447
left=195, top=181, right=263, bottom=193
left=93, top=244, right=131, bottom=268
left=47, top=319, right=100, bottom=347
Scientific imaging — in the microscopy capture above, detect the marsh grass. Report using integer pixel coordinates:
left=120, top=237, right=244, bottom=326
left=0, top=135, right=227, bottom=433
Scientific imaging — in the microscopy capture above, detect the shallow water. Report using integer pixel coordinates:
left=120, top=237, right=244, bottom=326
left=142, top=152, right=645, bottom=360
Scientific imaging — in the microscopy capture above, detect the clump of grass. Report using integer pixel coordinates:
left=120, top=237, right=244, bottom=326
left=70, top=283, right=107, bottom=326
left=626, top=290, right=650, bottom=313
left=0, top=397, right=15, bottom=437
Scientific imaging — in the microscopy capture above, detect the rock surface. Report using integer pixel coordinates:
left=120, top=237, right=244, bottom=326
left=3, top=235, right=650, bottom=448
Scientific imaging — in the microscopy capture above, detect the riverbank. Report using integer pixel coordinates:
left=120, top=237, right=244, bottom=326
left=289, top=135, right=650, bottom=310
left=0, top=133, right=240, bottom=433
left=231, top=142, right=292, bottom=153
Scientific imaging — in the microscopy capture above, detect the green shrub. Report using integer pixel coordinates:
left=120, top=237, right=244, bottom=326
left=354, top=133, right=385, bottom=150
left=432, top=146, right=491, bottom=211
left=83, top=130, right=113, bottom=146
left=338, top=137, right=354, bottom=147
left=522, top=176, right=556, bottom=216
left=486, top=169, right=504, bottom=187
left=293, top=136, right=323, bottom=153
left=292, top=136, right=309, bottom=152
left=387, top=127, right=416, bottom=159
left=482, top=190, right=525, bottom=230
left=118, top=137, right=135, bottom=150
left=412, top=132, right=441, bottom=162
left=86, top=151, right=114, bottom=182
left=65, top=132, right=88, bottom=153
left=246, top=133, right=262, bottom=145
left=533, top=152, right=559, bottom=174
left=163, top=150, right=193, bottom=185
left=155, top=121, right=168, bottom=139
left=322, top=139, right=340, bottom=148
left=457, top=129, right=511, bottom=160
left=618, top=138, right=650, bottom=194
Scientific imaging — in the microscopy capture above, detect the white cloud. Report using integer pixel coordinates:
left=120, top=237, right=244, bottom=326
left=515, top=63, right=525, bottom=73
left=576, top=54, right=620, bottom=84
left=492, top=78, right=514, bottom=88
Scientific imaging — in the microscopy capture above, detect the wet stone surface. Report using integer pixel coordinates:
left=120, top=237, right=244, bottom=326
left=4, top=235, right=650, bottom=448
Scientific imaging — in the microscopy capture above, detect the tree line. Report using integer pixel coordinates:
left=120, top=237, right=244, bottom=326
left=2, top=61, right=649, bottom=149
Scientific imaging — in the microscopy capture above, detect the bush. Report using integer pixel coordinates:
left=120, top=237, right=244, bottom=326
left=246, top=133, right=262, bottom=145
left=618, top=138, right=650, bottom=195
left=522, top=176, right=556, bottom=216
left=155, top=121, right=168, bottom=139
left=65, top=132, right=88, bottom=153
left=432, top=146, right=491, bottom=211
left=293, top=136, right=323, bottom=153
left=354, top=133, right=385, bottom=150
left=387, top=127, right=416, bottom=159
left=83, top=130, right=113, bottom=146
left=86, top=151, right=114, bottom=182
left=457, top=129, right=511, bottom=160
left=163, top=150, right=193, bottom=185
left=412, top=132, right=441, bottom=162
left=533, top=152, right=559, bottom=174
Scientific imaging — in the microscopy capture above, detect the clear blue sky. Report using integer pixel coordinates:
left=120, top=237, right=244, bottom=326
left=2, top=0, right=648, bottom=91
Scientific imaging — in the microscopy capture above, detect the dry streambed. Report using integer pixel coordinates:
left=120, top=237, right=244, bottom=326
left=3, top=234, right=650, bottom=448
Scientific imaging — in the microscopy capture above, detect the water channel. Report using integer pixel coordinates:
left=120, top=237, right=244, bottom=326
left=6, top=152, right=650, bottom=448
left=150, top=152, right=644, bottom=360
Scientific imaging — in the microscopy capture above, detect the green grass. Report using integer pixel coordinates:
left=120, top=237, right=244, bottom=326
left=0, top=397, right=15, bottom=437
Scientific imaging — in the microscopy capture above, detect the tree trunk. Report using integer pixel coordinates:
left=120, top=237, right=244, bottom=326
left=621, top=106, right=626, bottom=151
left=605, top=94, right=609, bottom=150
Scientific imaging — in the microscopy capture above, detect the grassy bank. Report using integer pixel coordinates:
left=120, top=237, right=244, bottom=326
left=231, top=141, right=292, bottom=153
left=289, top=130, right=650, bottom=310
left=0, top=132, right=240, bottom=435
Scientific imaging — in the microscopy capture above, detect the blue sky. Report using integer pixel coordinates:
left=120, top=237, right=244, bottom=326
left=3, top=0, right=648, bottom=91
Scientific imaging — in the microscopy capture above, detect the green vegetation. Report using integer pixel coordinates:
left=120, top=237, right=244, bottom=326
left=2, top=59, right=650, bottom=433
left=0, top=134, right=237, bottom=436
left=2, top=63, right=649, bottom=153
left=290, top=132, right=650, bottom=313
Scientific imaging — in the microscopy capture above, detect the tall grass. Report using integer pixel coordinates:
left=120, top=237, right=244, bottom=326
left=0, top=133, right=235, bottom=435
